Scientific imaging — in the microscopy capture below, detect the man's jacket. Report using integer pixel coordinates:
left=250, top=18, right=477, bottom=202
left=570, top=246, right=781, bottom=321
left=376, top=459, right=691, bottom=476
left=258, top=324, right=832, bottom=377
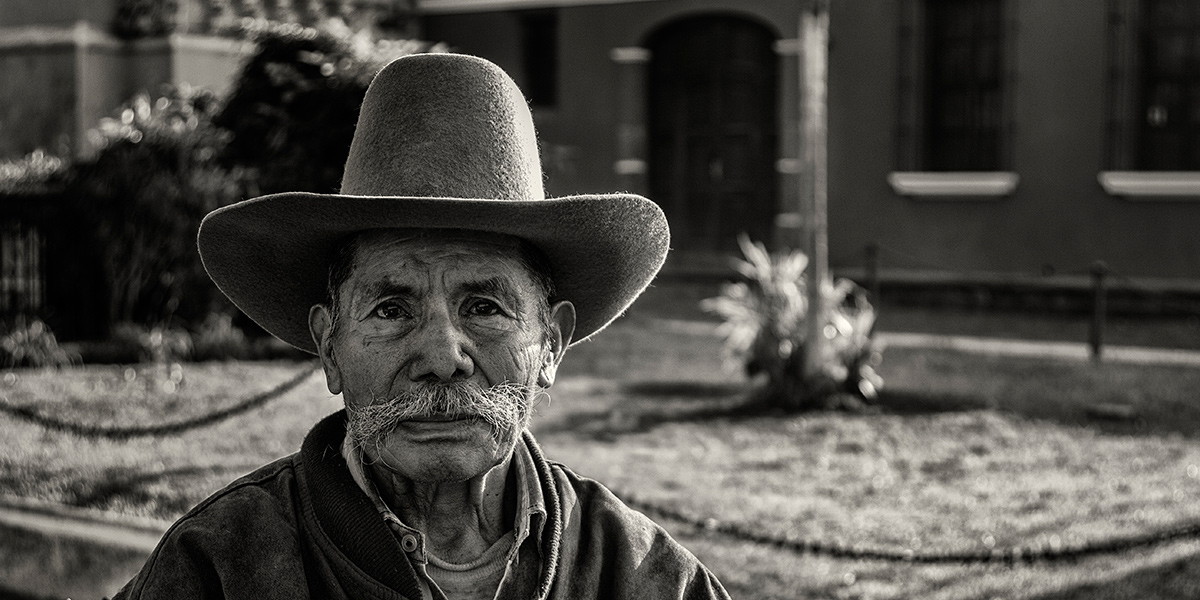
left=113, top=411, right=731, bottom=599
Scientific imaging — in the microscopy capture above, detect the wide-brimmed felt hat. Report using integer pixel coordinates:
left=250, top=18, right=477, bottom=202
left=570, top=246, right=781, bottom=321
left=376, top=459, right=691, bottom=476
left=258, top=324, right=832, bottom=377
left=198, top=53, right=669, bottom=354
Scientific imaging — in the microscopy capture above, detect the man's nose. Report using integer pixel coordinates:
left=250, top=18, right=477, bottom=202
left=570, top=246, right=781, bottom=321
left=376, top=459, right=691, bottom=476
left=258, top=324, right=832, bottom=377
left=406, top=309, right=474, bottom=382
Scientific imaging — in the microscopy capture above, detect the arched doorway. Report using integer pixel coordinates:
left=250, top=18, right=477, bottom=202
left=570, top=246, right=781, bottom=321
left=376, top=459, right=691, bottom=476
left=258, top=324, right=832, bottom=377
left=646, top=15, right=779, bottom=254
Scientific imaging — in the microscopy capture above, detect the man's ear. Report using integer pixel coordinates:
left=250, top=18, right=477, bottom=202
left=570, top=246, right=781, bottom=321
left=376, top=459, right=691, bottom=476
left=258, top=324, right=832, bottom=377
left=308, top=304, right=343, bottom=395
left=538, top=300, right=576, bottom=388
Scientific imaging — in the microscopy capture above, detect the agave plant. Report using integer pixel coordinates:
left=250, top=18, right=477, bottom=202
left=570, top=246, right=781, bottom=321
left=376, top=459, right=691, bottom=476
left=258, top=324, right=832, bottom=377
left=702, top=234, right=883, bottom=410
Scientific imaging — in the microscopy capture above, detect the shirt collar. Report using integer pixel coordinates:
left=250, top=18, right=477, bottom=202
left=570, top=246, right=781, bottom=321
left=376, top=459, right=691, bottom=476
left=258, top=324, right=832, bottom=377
left=340, top=431, right=547, bottom=556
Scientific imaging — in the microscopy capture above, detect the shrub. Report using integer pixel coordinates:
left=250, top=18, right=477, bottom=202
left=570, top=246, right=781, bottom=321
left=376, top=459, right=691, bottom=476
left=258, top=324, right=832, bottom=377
left=0, top=150, right=68, bottom=196
left=215, top=19, right=443, bottom=196
left=191, top=313, right=251, bottom=361
left=65, top=339, right=142, bottom=365
left=111, top=0, right=175, bottom=39
left=111, top=323, right=194, bottom=363
left=71, top=85, right=246, bottom=331
left=702, top=234, right=883, bottom=410
left=0, top=317, right=78, bottom=368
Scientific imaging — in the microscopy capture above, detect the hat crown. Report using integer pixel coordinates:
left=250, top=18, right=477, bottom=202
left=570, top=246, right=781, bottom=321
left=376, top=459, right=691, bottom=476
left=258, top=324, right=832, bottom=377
left=340, top=53, right=545, bottom=201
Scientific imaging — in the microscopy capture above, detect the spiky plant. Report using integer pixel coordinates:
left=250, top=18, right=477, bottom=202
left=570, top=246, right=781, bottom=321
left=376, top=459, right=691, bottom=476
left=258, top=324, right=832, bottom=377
left=702, top=234, right=883, bottom=410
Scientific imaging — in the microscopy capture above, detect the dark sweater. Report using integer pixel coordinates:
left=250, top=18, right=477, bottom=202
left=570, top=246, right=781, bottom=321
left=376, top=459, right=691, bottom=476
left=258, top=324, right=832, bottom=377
left=113, top=411, right=730, bottom=599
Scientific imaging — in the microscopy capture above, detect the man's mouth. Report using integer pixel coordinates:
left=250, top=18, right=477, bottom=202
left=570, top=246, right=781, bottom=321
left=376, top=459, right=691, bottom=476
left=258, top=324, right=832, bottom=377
left=406, top=413, right=471, bottom=423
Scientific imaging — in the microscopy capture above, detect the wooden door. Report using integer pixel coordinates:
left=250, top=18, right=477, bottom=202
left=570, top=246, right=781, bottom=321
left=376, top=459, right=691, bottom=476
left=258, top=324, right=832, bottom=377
left=648, top=15, right=779, bottom=253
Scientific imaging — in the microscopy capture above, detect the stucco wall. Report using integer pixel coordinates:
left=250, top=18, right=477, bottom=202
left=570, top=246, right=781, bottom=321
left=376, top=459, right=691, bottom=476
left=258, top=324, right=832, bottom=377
left=827, top=0, right=1200, bottom=280
left=77, top=40, right=135, bottom=157
left=0, top=24, right=247, bottom=159
left=0, top=46, right=78, bottom=157
left=427, top=0, right=1200, bottom=281
left=425, top=0, right=797, bottom=202
left=167, top=36, right=252, bottom=96
left=0, top=0, right=118, bottom=28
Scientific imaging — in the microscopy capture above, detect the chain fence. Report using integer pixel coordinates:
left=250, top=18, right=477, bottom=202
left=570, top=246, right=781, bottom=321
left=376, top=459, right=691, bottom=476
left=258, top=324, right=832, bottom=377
left=614, top=490, right=1200, bottom=566
left=865, top=241, right=1200, bottom=311
left=3, top=356, right=1200, bottom=566
left=0, top=360, right=320, bottom=439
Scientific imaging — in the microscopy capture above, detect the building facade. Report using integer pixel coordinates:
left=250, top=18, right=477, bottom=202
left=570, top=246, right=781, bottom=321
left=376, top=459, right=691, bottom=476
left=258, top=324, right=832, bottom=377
left=421, top=0, right=1200, bottom=288
left=2, top=0, right=1199, bottom=306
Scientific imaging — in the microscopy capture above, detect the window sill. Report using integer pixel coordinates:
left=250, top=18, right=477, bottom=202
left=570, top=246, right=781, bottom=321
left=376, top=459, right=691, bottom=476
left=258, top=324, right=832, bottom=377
left=888, top=172, right=1019, bottom=198
left=1098, top=171, right=1200, bottom=200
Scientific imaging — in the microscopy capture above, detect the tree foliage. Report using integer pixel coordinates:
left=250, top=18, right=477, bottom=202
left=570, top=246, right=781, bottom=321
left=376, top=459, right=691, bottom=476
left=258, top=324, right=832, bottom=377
left=215, top=20, right=441, bottom=195
left=0, top=150, right=68, bottom=196
left=62, top=19, right=438, bottom=339
left=69, top=86, right=246, bottom=329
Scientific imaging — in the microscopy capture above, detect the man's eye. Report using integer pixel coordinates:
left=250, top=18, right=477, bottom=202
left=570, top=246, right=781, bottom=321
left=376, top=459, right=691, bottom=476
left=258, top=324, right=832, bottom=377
left=466, top=299, right=503, bottom=317
left=373, top=302, right=408, bottom=320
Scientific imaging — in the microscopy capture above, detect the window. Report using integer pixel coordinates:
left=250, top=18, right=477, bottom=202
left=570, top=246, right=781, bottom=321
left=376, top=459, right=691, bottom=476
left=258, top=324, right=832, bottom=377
left=520, top=10, right=558, bottom=108
left=897, top=0, right=1013, bottom=172
left=0, top=219, right=44, bottom=315
left=1107, top=0, right=1200, bottom=171
left=1137, top=0, right=1200, bottom=170
left=925, top=0, right=1005, bottom=170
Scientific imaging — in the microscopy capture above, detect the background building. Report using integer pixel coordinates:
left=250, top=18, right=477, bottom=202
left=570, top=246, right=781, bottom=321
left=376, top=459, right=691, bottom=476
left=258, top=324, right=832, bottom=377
left=421, top=0, right=1200, bottom=290
left=2, top=0, right=1198, bottom=337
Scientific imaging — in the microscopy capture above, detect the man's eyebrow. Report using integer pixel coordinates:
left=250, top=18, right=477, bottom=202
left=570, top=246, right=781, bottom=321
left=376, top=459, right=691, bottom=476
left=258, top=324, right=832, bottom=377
left=357, top=279, right=418, bottom=304
left=460, top=277, right=526, bottom=310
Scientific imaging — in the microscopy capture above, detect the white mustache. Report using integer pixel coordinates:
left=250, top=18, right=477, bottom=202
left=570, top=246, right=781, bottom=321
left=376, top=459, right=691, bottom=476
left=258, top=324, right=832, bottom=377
left=345, top=380, right=541, bottom=453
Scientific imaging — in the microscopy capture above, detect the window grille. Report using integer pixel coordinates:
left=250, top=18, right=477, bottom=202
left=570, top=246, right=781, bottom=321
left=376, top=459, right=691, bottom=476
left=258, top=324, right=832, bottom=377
left=1107, top=0, right=1200, bottom=171
left=1137, top=0, right=1200, bottom=170
left=0, top=219, right=44, bottom=315
left=897, top=0, right=1015, bottom=171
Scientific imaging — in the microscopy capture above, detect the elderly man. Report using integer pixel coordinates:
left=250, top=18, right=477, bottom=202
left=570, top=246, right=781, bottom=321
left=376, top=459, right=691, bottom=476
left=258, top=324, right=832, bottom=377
left=114, top=53, right=730, bottom=599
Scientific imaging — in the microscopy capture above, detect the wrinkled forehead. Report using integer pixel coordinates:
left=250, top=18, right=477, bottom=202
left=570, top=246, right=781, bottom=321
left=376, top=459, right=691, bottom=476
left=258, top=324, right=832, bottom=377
left=345, top=228, right=536, bottom=287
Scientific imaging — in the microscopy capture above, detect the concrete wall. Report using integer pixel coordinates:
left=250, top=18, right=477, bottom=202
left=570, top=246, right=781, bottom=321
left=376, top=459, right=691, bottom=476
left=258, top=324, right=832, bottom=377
left=425, top=0, right=802, bottom=273
left=0, top=22, right=247, bottom=159
left=0, top=0, right=119, bottom=28
left=3, top=0, right=1196, bottom=280
left=429, top=0, right=1200, bottom=281
left=166, top=35, right=253, bottom=96
left=827, top=0, right=1200, bottom=281
left=426, top=0, right=796, bottom=198
left=0, top=43, right=78, bottom=157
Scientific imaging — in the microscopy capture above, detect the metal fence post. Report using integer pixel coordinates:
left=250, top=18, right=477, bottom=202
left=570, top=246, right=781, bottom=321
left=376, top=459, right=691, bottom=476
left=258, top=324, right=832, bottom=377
left=1089, top=261, right=1109, bottom=362
left=865, top=242, right=881, bottom=303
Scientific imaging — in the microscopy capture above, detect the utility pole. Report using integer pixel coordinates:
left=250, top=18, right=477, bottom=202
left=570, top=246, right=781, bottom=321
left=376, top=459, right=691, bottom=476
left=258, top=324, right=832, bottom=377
left=798, top=0, right=831, bottom=383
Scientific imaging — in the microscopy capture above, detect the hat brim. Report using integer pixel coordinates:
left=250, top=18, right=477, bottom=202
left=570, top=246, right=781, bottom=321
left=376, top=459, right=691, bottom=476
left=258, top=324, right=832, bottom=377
left=198, top=192, right=670, bottom=354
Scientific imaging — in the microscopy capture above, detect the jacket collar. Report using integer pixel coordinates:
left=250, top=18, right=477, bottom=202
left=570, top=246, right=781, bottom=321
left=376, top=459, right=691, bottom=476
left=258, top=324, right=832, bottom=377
left=297, top=411, right=562, bottom=599
left=298, top=411, right=424, bottom=598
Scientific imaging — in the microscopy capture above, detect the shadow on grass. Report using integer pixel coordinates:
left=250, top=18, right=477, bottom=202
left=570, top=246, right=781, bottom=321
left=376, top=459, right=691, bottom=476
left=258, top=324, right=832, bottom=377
left=539, top=381, right=776, bottom=439
left=544, top=382, right=987, bottom=439
left=1024, top=548, right=1200, bottom=600
left=68, top=464, right=262, bottom=511
left=874, top=388, right=991, bottom=414
left=621, top=381, right=751, bottom=398
left=547, top=378, right=1197, bottom=442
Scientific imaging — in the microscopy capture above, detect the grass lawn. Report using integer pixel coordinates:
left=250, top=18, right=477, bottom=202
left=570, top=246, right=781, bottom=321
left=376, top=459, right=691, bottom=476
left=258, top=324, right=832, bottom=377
left=3, top=316, right=1200, bottom=599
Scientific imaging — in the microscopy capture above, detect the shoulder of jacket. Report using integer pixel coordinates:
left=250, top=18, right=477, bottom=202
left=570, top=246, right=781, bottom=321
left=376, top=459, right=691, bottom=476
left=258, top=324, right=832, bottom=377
left=115, top=454, right=302, bottom=599
left=544, top=461, right=729, bottom=597
left=163, top=453, right=298, bottom=533
left=545, top=460, right=655, bottom=526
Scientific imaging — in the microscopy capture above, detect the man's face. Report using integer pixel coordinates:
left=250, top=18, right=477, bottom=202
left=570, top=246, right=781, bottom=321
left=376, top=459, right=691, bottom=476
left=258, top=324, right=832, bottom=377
left=310, top=229, right=573, bottom=483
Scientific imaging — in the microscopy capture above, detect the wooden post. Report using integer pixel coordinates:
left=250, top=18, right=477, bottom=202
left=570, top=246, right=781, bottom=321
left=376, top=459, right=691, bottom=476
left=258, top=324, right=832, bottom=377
left=1089, top=260, right=1109, bottom=362
left=799, top=0, right=831, bottom=382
